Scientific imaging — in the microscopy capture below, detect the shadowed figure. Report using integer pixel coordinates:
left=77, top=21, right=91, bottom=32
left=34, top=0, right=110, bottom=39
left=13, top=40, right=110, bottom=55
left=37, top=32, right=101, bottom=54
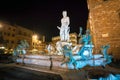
left=49, top=56, right=53, bottom=70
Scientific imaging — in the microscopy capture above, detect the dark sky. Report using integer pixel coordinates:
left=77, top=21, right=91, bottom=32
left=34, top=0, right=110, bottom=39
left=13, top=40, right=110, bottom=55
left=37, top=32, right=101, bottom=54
left=0, top=0, right=88, bottom=42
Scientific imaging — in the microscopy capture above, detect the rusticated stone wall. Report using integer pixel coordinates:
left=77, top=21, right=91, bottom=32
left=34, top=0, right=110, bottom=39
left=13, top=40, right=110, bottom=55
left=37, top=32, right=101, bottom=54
left=87, top=0, right=120, bottom=60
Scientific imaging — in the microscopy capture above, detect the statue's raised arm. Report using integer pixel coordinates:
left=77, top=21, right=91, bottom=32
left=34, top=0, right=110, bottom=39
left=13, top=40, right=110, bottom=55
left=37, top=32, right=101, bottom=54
left=57, top=26, right=60, bottom=30
left=78, top=27, right=83, bottom=37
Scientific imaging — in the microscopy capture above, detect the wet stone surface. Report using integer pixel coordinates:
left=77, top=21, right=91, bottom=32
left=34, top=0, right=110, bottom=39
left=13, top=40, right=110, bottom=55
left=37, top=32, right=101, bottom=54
left=0, top=66, right=63, bottom=80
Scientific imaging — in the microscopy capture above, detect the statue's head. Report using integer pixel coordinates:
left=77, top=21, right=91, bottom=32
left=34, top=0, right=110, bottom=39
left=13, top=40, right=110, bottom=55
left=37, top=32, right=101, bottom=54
left=62, top=11, right=67, bottom=17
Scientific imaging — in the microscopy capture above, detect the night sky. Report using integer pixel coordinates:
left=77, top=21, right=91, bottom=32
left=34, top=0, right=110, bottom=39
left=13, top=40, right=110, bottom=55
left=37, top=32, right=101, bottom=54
left=0, top=0, right=88, bottom=42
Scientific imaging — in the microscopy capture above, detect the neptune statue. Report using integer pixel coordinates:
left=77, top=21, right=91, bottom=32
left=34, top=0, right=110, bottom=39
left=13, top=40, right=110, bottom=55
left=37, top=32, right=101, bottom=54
left=57, top=11, right=70, bottom=42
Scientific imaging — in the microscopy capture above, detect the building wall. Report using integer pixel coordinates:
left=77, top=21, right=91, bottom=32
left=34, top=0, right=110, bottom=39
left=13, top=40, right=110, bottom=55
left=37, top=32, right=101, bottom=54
left=87, top=0, right=120, bottom=60
left=69, top=33, right=78, bottom=46
left=0, top=21, right=33, bottom=51
left=15, top=25, right=33, bottom=49
left=0, top=22, right=16, bottom=49
left=32, top=33, right=46, bottom=51
left=52, top=36, right=60, bottom=44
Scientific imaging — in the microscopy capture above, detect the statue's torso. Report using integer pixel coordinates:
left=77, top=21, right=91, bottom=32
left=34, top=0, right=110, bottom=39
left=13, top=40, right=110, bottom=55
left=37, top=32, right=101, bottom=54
left=61, top=17, right=69, bottom=27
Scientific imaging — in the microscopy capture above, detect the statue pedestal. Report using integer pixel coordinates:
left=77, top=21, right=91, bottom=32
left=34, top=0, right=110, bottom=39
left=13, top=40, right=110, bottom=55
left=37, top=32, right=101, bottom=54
left=62, top=41, right=72, bottom=46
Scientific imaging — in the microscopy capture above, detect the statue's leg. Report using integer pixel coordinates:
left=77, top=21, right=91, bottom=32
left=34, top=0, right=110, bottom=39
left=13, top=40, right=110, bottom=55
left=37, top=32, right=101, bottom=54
left=67, top=34, right=69, bottom=42
left=78, top=46, right=84, bottom=56
left=65, top=29, right=68, bottom=41
left=72, top=60, right=77, bottom=70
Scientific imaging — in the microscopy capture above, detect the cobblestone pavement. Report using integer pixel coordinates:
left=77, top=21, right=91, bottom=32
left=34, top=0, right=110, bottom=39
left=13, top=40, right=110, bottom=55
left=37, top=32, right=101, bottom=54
left=0, top=63, right=120, bottom=80
left=0, top=63, right=62, bottom=80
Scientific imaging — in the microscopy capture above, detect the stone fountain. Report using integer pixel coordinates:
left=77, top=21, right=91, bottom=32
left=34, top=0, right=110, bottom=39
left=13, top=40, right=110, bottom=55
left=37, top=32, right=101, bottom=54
left=15, top=11, right=113, bottom=70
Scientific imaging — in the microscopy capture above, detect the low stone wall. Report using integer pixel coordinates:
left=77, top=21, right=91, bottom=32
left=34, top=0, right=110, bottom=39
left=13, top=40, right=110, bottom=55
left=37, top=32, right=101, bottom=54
left=16, top=55, right=67, bottom=69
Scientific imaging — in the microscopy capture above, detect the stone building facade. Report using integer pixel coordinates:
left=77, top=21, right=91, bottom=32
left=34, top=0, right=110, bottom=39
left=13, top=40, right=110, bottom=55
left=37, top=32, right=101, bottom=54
left=87, top=0, right=120, bottom=60
left=0, top=21, right=33, bottom=52
left=15, top=25, right=33, bottom=49
left=0, top=21, right=47, bottom=54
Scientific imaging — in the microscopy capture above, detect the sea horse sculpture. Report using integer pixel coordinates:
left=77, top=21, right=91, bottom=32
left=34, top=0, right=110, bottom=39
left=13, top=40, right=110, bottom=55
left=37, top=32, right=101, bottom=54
left=61, top=45, right=77, bottom=69
left=13, top=40, right=29, bottom=64
left=77, top=29, right=93, bottom=60
left=101, top=45, right=112, bottom=65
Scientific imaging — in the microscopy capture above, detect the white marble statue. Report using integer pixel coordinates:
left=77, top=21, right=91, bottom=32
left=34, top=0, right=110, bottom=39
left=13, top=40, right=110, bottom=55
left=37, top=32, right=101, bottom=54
left=56, top=41, right=63, bottom=55
left=57, top=11, right=70, bottom=41
left=47, top=44, right=55, bottom=54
